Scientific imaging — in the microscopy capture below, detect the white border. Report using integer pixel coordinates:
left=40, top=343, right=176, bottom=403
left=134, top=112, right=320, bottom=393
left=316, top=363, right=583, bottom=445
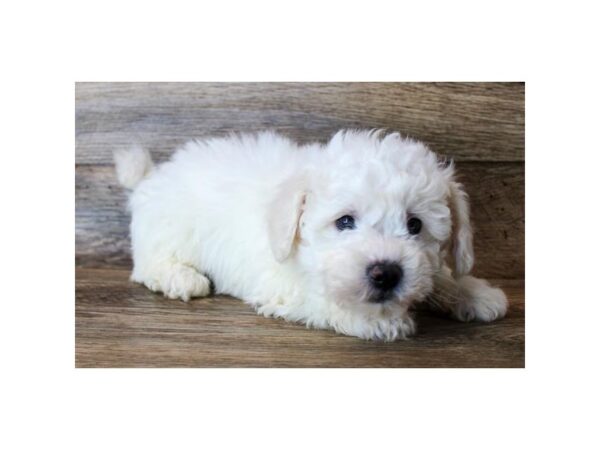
left=3, top=0, right=600, bottom=448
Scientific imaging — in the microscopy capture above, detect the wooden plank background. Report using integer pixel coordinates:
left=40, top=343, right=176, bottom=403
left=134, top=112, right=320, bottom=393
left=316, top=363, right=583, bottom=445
left=76, top=82, right=524, bottom=164
left=75, top=82, right=525, bottom=367
left=76, top=268, right=524, bottom=368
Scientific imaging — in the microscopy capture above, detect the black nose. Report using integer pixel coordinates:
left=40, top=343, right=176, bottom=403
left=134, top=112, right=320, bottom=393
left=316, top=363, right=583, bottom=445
left=367, top=262, right=403, bottom=291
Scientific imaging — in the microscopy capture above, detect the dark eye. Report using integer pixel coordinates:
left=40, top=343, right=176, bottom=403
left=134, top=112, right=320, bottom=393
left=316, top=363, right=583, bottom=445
left=335, top=215, right=355, bottom=231
left=407, top=217, right=422, bottom=235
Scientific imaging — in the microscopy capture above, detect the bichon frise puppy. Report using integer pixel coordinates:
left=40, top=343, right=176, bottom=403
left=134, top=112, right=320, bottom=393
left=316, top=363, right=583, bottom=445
left=114, top=130, right=508, bottom=341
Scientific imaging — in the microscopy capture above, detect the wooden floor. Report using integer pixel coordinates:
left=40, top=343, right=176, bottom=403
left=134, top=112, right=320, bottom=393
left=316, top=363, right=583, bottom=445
left=76, top=268, right=524, bottom=368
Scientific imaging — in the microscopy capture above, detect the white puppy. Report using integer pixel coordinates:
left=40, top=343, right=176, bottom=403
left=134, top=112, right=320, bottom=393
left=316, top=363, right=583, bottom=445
left=114, top=130, right=508, bottom=341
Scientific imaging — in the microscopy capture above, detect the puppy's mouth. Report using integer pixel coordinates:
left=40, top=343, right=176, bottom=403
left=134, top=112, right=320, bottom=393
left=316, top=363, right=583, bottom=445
left=367, top=289, right=397, bottom=304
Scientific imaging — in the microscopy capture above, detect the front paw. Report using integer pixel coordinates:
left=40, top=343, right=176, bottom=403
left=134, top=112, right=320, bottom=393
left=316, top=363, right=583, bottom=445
left=332, top=314, right=416, bottom=341
left=453, top=276, right=508, bottom=322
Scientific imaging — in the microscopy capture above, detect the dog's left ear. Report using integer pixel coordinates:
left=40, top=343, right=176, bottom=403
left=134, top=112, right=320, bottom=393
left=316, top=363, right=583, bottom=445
left=448, top=181, right=474, bottom=276
left=267, top=178, right=306, bottom=262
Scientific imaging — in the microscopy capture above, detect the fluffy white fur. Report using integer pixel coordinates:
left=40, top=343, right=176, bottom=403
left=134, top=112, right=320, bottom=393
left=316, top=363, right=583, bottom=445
left=114, top=130, right=508, bottom=341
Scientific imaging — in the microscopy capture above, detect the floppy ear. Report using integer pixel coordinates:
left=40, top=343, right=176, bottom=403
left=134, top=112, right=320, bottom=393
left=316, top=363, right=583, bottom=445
left=448, top=181, right=474, bottom=276
left=267, top=178, right=305, bottom=262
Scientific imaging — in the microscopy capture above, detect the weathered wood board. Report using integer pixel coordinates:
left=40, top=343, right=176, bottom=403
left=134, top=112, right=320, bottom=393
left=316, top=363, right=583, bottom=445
left=76, top=82, right=524, bottom=164
left=76, top=268, right=524, bottom=368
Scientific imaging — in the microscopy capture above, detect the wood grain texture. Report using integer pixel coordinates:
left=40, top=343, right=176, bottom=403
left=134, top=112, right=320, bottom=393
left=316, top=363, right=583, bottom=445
left=75, top=82, right=524, bottom=164
left=75, top=268, right=524, bottom=368
left=75, top=162, right=524, bottom=279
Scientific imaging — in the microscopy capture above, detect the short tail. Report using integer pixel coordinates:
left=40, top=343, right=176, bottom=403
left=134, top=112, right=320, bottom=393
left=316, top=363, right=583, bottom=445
left=113, top=145, right=154, bottom=189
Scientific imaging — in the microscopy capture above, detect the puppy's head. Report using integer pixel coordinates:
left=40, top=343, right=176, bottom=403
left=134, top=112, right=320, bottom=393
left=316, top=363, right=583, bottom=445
left=267, top=130, right=473, bottom=312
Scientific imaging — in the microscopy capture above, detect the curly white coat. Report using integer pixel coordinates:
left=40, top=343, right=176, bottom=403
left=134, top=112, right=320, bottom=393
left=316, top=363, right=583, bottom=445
left=114, top=130, right=507, bottom=340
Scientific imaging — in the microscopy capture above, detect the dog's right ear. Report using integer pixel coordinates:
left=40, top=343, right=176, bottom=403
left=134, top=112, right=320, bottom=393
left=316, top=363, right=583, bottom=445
left=267, top=177, right=306, bottom=262
left=448, top=180, right=474, bottom=276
